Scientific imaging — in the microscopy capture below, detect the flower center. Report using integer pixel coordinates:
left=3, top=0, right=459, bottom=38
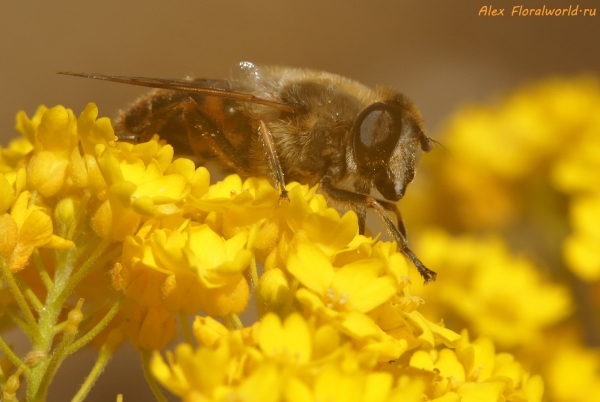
left=324, top=288, right=349, bottom=310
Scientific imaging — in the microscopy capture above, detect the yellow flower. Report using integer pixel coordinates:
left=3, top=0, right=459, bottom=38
left=25, top=105, right=78, bottom=197
left=289, top=241, right=397, bottom=315
left=0, top=191, right=72, bottom=272
left=127, top=303, right=176, bottom=350
left=193, top=316, right=229, bottom=348
left=191, top=174, right=280, bottom=240
left=414, top=230, right=571, bottom=348
left=282, top=185, right=359, bottom=257
left=407, top=331, right=543, bottom=402
left=563, top=193, right=600, bottom=281
left=76, top=102, right=117, bottom=154
left=151, top=342, right=232, bottom=400
left=256, top=313, right=311, bottom=366
left=546, top=340, right=600, bottom=402
left=0, top=169, right=25, bottom=214
left=92, top=142, right=196, bottom=240
left=258, top=267, right=290, bottom=312
left=284, top=364, right=393, bottom=402
left=153, top=312, right=396, bottom=402
left=2, top=102, right=549, bottom=401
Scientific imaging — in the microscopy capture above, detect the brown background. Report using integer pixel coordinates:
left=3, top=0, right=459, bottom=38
left=0, top=1, right=598, bottom=400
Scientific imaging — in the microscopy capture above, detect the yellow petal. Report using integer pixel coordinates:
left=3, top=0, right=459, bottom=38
left=45, top=235, right=74, bottom=249
left=36, top=105, right=78, bottom=159
left=287, top=241, right=334, bottom=296
left=131, top=196, right=156, bottom=216
left=364, top=372, right=393, bottom=402
left=77, top=103, right=115, bottom=154
left=155, top=144, right=174, bottom=172
left=436, top=349, right=466, bottom=381
left=259, top=268, right=290, bottom=311
left=0, top=214, right=18, bottom=258
left=338, top=312, right=382, bottom=340
left=457, top=381, right=506, bottom=402
left=282, top=313, right=312, bottom=365
left=331, top=259, right=396, bottom=313
left=258, top=313, right=284, bottom=357
left=303, top=208, right=358, bottom=256
left=284, top=377, right=312, bottom=402
left=27, top=151, right=69, bottom=197
left=68, top=147, right=88, bottom=188
left=97, top=147, right=124, bottom=187
left=431, top=393, right=461, bottom=402
left=137, top=175, right=189, bottom=203
left=236, top=362, right=281, bottom=402
left=15, top=106, right=47, bottom=144
left=409, top=350, right=435, bottom=372
left=524, top=374, right=544, bottom=402
left=19, top=209, right=53, bottom=250
left=192, top=316, right=229, bottom=348
left=0, top=175, right=15, bottom=214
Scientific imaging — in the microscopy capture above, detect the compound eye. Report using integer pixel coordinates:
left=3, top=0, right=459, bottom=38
left=353, top=102, right=402, bottom=167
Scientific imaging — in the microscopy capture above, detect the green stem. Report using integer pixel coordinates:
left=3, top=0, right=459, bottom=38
left=232, top=314, right=243, bottom=329
left=66, top=296, right=124, bottom=355
left=223, top=314, right=243, bottom=330
left=5, top=306, right=37, bottom=339
left=28, top=190, right=38, bottom=208
left=55, top=239, right=114, bottom=308
left=53, top=297, right=105, bottom=335
left=28, top=238, right=115, bottom=399
left=33, top=330, right=77, bottom=401
left=0, top=258, right=40, bottom=342
left=0, top=363, right=5, bottom=388
left=140, top=350, right=168, bottom=402
left=0, top=335, right=27, bottom=373
left=67, top=192, right=91, bottom=241
left=179, top=312, right=194, bottom=347
left=32, top=250, right=54, bottom=291
left=15, top=275, right=44, bottom=313
left=55, top=295, right=115, bottom=335
left=248, top=254, right=264, bottom=318
left=70, top=342, right=113, bottom=402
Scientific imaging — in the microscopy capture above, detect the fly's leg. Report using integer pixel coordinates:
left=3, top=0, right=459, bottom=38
left=373, top=198, right=407, bottom=238
left=258, top=120, right=289, bottom=202
left=320, top=176, right=436, bottom=284
left=352, top=181, right=405, bottom=237
left=353, top=180, right=370, bottom=235
left=170, top=99, right=288, bottom=200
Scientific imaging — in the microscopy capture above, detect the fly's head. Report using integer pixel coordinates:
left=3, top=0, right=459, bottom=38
left=352, top=94, right=432, bottom=201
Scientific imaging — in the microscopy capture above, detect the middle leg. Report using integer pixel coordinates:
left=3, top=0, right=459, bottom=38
left=320, top=176, right=436, bottom=284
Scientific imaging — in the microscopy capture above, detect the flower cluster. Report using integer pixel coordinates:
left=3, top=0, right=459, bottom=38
left=402, top=76, right=600, bottom=402
left=406, top=76, right=600, bottom=279
left=153, top=314, right=542, bottom=402
left=0, top=102, right=543, bottom=401
left=413, top=230, right=571, bottom=349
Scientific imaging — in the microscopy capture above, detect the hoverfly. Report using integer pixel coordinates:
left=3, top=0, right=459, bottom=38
left=59, top=62, right=437, bottom=283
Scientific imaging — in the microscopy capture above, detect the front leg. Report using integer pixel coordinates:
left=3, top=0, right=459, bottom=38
left=320, top=176, right=436, bottom=284
left=258, top=120, right=289, bottom=202
left=353, top=179, right=370, bottom=235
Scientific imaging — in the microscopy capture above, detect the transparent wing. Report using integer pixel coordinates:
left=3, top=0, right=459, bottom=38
left=57, top=72, right=295, bottom=113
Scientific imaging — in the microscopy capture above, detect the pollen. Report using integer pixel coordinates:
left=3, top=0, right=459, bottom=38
left=324, top=288, right=349, bottom=309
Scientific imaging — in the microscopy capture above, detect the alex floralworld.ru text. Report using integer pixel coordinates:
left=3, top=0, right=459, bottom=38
left=479, top=5, right=596, bottom=16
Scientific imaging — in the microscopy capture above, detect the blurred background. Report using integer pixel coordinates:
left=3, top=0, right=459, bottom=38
left=1, top=0, right=599, bottom=400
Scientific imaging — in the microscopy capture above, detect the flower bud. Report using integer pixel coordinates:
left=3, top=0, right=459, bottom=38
left=259, top=268, right=290, bottom=311
left=193, top=316, right=229, bottom=348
